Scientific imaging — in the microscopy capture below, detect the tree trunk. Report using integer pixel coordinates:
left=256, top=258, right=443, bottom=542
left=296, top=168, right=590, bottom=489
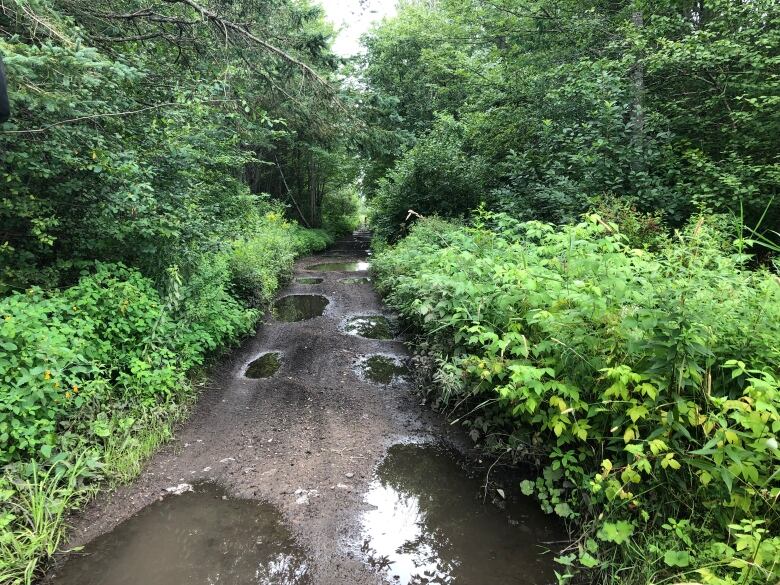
left=630, top=10, right=645, bottom=174
left=308, top=158, right=318, bottom=227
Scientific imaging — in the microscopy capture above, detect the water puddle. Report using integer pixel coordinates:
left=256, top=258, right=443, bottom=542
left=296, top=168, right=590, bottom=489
left=343, top=316, right=395, bottom=339
left=48, top=483, right=310, bottom=585
left=361, top=444, right=558, bottom=585
left=306, top=261, right=370, bottom=272
left=339, top=277, right=372, bottom=285
left=272, top=295, right=329, bottom=322
left=295, top=277, right=323, bottom=284
left=357, top=355, right=409, bottom=384
left=245, top=352, right=281, bottom=378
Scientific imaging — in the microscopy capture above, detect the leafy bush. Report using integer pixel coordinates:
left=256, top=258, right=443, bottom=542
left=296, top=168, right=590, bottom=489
left=369, top=115, right=491, bottom=240
left=322, top=188, right=361, bottom=236
left=373, top=211, right=780, bottom=584
left=0, top=216, right=329, bottom=582
left=174, top=254, right=257, bottom=363
left=588, top=195, right=669, bottom=250
left=289, top=226, right=333, bottom=255
left=228, top=215, right=300, bottom=308
left=0, top=263, right=246, bottom=468
left=228, top=213, right=333, bottom=308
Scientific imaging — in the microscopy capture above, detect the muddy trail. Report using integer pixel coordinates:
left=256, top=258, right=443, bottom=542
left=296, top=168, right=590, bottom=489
left=44, top=231, right=560, bottom=585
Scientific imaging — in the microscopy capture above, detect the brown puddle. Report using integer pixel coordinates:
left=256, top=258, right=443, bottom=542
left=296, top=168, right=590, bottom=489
left=47, top=483, right=310, bottom=585
left=272, top=295, right=329, bottom=322
left=361, top=444, right=559, bottom=584
left=244, top=352, right=281, bottom=378
left=306, top=261, right=370, bottom=272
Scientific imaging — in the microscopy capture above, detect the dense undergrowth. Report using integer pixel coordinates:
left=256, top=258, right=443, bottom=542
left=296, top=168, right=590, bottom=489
left=0, top=212, right=332, bottom=584
left=373, top=211, right=780, bottom=584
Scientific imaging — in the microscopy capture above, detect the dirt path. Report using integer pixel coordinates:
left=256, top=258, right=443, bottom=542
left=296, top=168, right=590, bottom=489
left=53, top=232, right=464, bottom=584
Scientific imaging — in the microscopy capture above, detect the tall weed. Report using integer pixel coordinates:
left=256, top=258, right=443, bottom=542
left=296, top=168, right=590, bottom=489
left=228, top=212, right=332, bottom=308
left=374, top=211, right=780, bottom=584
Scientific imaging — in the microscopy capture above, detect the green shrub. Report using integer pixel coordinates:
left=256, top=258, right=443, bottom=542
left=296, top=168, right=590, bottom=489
left=174, top=254, right=257, bottom=362
left=290, top=226, right=334, bottom=255
left=228, top=217, right=298, bottom=308
left=589, top=195, right=669, bottom=250
left=227, top=212, right=333, bottom=308
left=374, top=211, right=780, bottom=584
left=1, top=265, right=166, bottom=466
left=322, top=188, right=361, bottom=236
left=369, top=115, right=491, bottom=241
left=0, top=214, right=321, bottom=581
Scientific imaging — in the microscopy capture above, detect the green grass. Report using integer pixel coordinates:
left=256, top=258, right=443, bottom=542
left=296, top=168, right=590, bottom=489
left=0, top=457, right=94, bottom=585
left=101, top=401, right=191, bottom=486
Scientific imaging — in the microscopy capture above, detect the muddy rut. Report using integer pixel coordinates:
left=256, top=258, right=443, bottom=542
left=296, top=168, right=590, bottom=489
left=48, top=231, right=469, bottom=584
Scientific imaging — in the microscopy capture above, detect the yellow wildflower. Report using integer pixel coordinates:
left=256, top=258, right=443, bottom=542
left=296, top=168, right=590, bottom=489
left=72, top=384, right=79, bottom=393
left=44, top=370, right=51, bottom=380
left=65, top=392, right=72, bottom=399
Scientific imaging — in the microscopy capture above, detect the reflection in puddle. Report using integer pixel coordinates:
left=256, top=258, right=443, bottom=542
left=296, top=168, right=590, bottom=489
left=306, top=261, right=370, bottom=272
left=343, top=316, right=395, bottom=339
left=48, top=483, right=309, bottom=585
left=339, top=277, right=372, bottom=285
left=361, top=445, right=557, bottom=585
left=245, top=352, right=281, bottom=378
left=272, top=295, right=329, bottom=322
left=357, top=355, right=408, bottom=384
left=295, top=277, right=323, bottom=284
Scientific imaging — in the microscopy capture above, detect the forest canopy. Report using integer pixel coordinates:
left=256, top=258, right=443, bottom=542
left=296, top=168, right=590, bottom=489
left=358, top=0, right=779, bottom=241
left=1, top=0, right=359, bottom=291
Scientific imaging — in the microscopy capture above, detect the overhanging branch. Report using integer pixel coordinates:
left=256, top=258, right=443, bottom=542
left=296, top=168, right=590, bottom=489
left=151, top=0, right=332, bottom=89
left=89, top=0, right=334, bottom=93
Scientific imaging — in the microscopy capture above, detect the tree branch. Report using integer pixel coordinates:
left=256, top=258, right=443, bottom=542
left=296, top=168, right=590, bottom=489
left=0, top=99, right=237, bottom=134
left=162, top=0, right=332, bottom=89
